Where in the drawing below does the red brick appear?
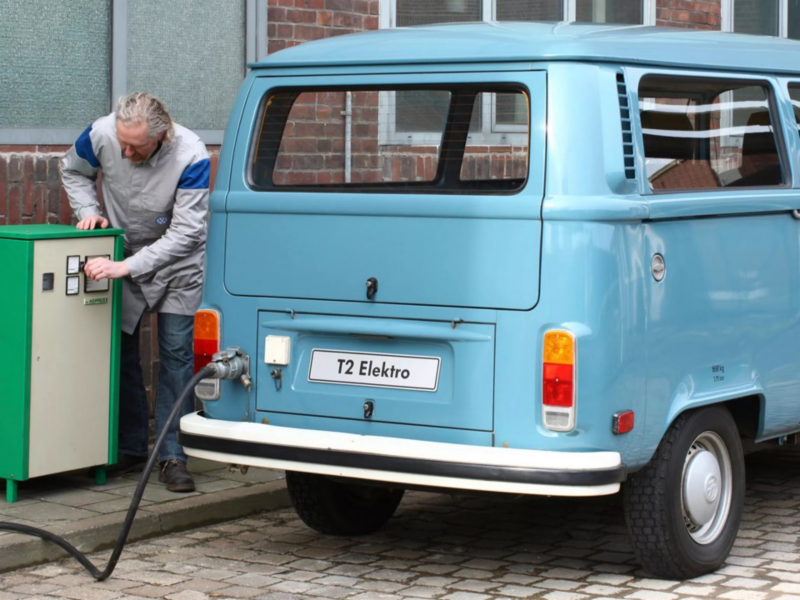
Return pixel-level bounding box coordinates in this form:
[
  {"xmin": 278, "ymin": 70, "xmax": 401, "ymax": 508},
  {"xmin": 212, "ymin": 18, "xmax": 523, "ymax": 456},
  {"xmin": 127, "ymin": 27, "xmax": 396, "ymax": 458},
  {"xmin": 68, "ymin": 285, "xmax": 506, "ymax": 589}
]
[
  {"xmin": 297, "ymin": 0, "xmax": 324, "ymax": 8},
  {"xmin": 0, "ymin": 155, "xmax": 6, "ymax": 190},
  {"xmin": 34, "ymin": 157, "xmax": 48, "ymax": 182},
  {"xmin": 34, "ymin": 186, "xmax": 47, "ymax": 223},
  {"xmin": 23, "ymin": 155, "xmax": 34, "ymax": 179},
  {"xmin": 0, "ymin": 145, "xmax": 36, "ymax": 152},
  {"xmin": 287, "ymin": 8, "xmax": 317, "ymax": 22},
  {"xmin": 23, "ymin": 177, "xmax": 33, "ymax": 217},
  {"xmin": 209, "ymin": 154, "xmax": 219, "ymax": 190},
  {"xmin": 8, "ymin": 156, "xmax": 22, "ymax": 182},
  {"xmin": 295, "ymin": 25, "xmax": 325, "ymax": 40},
  {"xmin": 277, "ymin": 23, "xmax": 294, "ymax": 38},
  {"xmin": 9, "ymin": 186, "xmax": 21, "ymax": 224},
  {"xmin": 333, "ymin": 12, "xmax": 362, "ymax": 28},
  {"xmin": 48, "ymin": 157, "xmax": 60, "ymax": 183},
  {"xmin": 48, "ymin": 184, "xmax": 60, "ymax": 215},
  {"xmin": 325, "ymin": 0, "xmax": 354, "ymax": 10}
]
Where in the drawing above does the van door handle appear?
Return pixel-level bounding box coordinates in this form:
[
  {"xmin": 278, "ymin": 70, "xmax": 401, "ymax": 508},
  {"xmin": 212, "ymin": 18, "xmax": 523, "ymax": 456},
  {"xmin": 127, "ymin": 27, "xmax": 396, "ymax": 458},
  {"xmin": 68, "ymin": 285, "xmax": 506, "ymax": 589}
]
[{"xmin": 366, "ymin": 277, "xmax": 378, "ymax": 299}]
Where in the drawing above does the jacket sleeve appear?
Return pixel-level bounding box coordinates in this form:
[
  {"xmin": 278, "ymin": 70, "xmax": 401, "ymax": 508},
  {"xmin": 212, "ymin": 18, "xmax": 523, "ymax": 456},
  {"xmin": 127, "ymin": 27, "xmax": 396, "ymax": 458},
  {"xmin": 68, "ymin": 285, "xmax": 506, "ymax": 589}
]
[
  {"xmin": 125, "ymin": 150, "xmax": 210, "ymax": 280},
  {"xmin": 61, "ymin": 124, "xmax": 104, "ymax": 221}
]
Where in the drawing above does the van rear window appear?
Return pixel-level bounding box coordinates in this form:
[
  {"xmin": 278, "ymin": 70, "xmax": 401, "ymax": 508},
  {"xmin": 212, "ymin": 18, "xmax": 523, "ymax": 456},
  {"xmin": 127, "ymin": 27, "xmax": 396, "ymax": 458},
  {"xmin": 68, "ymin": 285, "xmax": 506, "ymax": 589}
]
[
  {"xmin": 789, "ymin": 84, "xmax": 800, "ymax": 130},
  {"xmin": 639, "ymin": 75, "xmax": 785, "ymax": 191},
  {"xmin": 249, "ymin": 86, "xmax": 529, "ymax": 193}
]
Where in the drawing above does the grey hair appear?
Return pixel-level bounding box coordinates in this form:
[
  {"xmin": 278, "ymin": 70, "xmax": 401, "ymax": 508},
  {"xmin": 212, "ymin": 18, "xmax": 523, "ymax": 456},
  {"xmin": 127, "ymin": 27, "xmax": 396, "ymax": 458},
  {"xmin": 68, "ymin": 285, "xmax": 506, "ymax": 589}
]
[{"xmin": 116, "ymin": 92, "xmax": 174, "ymax": 144}]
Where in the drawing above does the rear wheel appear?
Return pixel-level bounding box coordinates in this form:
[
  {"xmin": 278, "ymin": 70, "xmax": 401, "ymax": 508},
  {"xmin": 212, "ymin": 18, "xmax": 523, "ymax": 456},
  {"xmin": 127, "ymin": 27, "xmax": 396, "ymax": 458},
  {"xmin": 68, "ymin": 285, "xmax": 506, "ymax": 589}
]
[
  {"xmin": 286, "ymin": 471, "xmax": 405, "ymax": 536},
  {"xmin": 624, "ymin": 405, "xmax": 744, "ymax": 579}
]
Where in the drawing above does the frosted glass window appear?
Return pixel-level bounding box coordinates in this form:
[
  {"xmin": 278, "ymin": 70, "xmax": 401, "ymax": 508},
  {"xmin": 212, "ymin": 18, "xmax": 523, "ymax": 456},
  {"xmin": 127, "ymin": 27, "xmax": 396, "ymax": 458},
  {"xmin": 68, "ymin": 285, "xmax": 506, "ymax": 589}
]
[
  {"xmin": 496, "ymin": 0, "xmax": 562, "ymax": 21},
  {"xmin": 0, "ymin": 0, "xmax": 111, "ymax": 128},
  {"xmin": 127, "ymin": 0, "xmax": 246, "ymax": 131},
  {"xmin": 735, "ymin": 0, "xmax": 779, "ymax": 36},
  {"xmin": 790, "ymin": 0, "xmax": 800, "ymax": 40},
  {"xmin": 396, "ymin": 0, "xmax": 481, "ymax": 26},
  {"xmin": 576, "ymin": 0, "xmax": 642, "ymax": 23}
]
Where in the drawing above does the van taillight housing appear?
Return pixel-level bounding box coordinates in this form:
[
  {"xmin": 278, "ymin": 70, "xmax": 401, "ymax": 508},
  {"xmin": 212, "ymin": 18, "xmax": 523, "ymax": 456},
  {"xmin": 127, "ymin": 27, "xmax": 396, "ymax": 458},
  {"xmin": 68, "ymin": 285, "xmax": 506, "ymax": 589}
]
[
  {"xmin": 542, "ymin": 330, "xmax": 576, "ymax": 431},
  {"xmin": 194, "ymin": 309, "xmax": 220, "ymax": 374}
]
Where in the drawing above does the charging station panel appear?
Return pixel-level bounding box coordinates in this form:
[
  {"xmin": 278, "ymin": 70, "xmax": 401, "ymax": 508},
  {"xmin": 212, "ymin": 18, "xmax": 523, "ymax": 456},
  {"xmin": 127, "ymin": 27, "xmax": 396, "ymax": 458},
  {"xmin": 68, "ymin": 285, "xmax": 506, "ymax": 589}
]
[{"xmin": 0, "ymin": 225, "xmax": 123, "ymax": 503}]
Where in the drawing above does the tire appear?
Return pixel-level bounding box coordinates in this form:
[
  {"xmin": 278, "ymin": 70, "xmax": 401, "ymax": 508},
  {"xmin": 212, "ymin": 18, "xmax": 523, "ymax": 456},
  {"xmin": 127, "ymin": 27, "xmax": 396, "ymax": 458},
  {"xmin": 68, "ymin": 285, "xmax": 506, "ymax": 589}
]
[
  {"xmin": 623, "ymin": 405, "xmax": 745, "ymax": 579},
  {"xmin": 285, "ymin": 471, "xmax": 405, "ymax": 536}
]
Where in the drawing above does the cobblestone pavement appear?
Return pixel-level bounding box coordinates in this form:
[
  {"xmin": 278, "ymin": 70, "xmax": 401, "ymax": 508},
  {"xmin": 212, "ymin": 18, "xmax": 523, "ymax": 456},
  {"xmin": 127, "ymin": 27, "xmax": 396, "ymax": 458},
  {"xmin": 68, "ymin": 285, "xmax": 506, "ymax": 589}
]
[{"xmin": 3, "ymin": 446, "xmax": 800, "ymax": 600}]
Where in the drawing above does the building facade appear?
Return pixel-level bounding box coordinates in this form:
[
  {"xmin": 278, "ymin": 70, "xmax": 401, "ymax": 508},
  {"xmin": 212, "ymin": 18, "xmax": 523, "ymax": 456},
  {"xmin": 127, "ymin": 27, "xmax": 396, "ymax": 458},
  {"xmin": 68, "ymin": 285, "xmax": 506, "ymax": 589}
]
[{"xmin": 0, "ymin": 0, "xmax": 796, "ymax": 394}]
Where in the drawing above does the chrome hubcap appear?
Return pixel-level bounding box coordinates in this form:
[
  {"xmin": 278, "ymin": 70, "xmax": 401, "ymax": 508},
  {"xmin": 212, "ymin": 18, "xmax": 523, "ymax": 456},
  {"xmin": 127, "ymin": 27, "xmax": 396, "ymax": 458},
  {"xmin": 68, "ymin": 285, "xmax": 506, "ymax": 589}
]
[{"xmin": 681, "ymin": 431, "xmax": 732, "ymax": 544}]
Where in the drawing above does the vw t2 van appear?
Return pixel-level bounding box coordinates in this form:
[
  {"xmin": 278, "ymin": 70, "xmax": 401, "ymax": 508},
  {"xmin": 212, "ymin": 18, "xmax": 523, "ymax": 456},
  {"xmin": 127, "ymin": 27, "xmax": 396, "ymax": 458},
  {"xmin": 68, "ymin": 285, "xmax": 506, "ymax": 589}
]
[{"xmin": 179, "ymin": 22, "xmax": 800, "ymax": 579}]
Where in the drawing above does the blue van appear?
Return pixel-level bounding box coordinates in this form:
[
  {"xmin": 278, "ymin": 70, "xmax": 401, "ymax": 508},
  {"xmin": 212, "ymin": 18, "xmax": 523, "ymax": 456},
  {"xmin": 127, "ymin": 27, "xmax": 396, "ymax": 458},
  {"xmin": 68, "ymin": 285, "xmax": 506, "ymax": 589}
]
[{"xmin": 179, "ymin": 22, "xmax": 800, "ymax": 579}]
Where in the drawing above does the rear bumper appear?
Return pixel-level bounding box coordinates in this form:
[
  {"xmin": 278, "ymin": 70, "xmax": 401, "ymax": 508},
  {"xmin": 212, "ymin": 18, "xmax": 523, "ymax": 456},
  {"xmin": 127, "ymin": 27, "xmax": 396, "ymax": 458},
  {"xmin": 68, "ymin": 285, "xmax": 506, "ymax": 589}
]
[{"xmin": 179, "ymin": 412, "xmax": 626, "ymax": 497}]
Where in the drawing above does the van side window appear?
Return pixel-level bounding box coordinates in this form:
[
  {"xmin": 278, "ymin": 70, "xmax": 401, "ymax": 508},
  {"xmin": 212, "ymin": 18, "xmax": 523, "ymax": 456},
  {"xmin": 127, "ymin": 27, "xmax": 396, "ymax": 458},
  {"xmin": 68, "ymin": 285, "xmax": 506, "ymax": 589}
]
[
  {"xmin": 789, "ymin": 84, "xmax": 800, "ymax": 130},
  {"xmin": 639, "ymin": 76, "xmax": 785, "ymax": 191},
  {"xmin": 249, "ymin": 87, "xmax": 530, "ymax": 193}
]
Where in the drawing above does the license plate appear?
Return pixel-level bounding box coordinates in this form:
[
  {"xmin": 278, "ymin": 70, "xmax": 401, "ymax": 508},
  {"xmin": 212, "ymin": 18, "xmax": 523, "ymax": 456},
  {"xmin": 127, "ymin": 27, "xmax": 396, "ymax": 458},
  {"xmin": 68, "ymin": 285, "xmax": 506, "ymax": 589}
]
[{"xmin": 308, "ymin": 350, "xmax": 441, "ymax": 392}]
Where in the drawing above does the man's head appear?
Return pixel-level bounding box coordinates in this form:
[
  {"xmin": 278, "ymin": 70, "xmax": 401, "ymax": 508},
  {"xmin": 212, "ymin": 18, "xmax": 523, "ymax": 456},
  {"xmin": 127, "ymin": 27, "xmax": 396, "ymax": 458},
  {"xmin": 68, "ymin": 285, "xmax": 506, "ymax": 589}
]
[{"xmin": 115, "ymin": 93, "xmax": 174, "ymax": 164}]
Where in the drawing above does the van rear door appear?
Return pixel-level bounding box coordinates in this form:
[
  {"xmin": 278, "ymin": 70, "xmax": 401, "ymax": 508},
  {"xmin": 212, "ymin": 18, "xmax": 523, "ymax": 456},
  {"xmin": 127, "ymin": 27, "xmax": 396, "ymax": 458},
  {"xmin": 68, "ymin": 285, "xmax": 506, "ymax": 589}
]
[{"xmin": 224, "ymin": 70, "xmax": 545, "ymax": 312}]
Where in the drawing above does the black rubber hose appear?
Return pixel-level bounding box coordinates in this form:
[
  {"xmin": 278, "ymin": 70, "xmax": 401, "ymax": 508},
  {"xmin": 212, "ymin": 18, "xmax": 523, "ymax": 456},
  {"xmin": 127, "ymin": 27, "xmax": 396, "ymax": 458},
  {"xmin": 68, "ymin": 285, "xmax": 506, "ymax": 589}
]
[{"xmin": 0, "ymin": 365, "xmax": 215, "ymax": 581}]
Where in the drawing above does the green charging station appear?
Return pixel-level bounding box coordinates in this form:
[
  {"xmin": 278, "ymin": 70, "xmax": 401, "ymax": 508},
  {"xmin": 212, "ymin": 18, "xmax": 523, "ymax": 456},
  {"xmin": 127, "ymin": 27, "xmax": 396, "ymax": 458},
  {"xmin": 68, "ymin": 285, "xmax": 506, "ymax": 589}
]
[{"xmin": 0, "ymin": 224, "xmax": 123, "ymax": 503}]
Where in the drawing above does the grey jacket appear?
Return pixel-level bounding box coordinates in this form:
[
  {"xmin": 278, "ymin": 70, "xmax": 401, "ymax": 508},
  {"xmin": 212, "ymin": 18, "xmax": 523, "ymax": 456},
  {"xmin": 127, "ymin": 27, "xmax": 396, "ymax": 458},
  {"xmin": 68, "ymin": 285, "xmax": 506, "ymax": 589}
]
[{"xmin": 62, "ymin": 113, "xmax": 209, "ymax": 334}]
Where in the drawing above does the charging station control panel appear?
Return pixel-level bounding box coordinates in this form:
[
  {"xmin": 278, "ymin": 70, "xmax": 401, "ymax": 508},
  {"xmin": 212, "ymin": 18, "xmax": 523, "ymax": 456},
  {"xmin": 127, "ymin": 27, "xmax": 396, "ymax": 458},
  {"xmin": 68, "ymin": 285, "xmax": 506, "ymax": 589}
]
[{"xmin": 0, "ymin": 225, "xmax": 123, "ymax": 503}]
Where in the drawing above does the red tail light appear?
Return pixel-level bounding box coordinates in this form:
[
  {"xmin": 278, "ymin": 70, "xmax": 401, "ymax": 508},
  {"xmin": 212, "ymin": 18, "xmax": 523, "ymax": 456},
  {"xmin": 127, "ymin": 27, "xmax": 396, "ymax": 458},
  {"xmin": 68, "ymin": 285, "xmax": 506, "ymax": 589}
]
[
  {"xmin": 194, "ymin": 310, "xmax": 220, "ymax": 374},
  {"xmin": 543, "ymin": 362, "xmax": 574, "ymax": 407},
  {"xmin": 542, "ymin": 330, "xmax": 576, "ymax": 431}
]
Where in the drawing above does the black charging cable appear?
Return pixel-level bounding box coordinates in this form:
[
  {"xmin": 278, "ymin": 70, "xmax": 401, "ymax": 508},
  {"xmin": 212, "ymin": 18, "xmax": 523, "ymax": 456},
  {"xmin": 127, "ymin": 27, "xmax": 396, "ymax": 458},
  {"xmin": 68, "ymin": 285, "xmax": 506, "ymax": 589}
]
[{"xmin": 0, "ymin": 365, "xmax": 215, "ymax": 581}]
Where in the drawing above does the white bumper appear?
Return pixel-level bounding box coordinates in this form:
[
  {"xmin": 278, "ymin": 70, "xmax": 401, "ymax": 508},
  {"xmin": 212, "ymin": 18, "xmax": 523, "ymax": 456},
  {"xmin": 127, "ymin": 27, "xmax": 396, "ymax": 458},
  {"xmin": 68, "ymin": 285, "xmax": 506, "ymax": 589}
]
[{"xmin": 179, "ymin": 412, "xmax": 625, "ymax": 497}]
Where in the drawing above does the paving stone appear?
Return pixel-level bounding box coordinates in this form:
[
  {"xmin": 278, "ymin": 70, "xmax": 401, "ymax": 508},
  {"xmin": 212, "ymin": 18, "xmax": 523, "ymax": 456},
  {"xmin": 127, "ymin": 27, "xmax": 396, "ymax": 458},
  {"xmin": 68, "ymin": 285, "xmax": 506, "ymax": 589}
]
[
  {"xmin": 8, "ymin": 449, "xmax": 800, "ymax": 600},
  {"xmin": 165, "ymin": 591, "xmax": 210, "ymax": 600},
  {"xmin": 719, "ymin": 591, "xmax": 770, "ymax": 600},
  {"xmin": 495, "ymin": 585, "xmax": 543, "ymax": 598},
  {"xmin": 720, "ymin": 577, "xmax": 770, "ymax": 589},
  {"xmin": 623, "ymin": 591, "xmax": 677, "ymax": 600}
]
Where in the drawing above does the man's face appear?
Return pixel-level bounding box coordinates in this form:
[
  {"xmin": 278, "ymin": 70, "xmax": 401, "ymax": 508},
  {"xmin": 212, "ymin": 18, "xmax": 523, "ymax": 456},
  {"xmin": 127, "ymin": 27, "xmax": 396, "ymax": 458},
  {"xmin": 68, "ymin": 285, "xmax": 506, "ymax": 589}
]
[{"xmin": 117, "ymin": 120, "xmax": 162, "ymax": 164}]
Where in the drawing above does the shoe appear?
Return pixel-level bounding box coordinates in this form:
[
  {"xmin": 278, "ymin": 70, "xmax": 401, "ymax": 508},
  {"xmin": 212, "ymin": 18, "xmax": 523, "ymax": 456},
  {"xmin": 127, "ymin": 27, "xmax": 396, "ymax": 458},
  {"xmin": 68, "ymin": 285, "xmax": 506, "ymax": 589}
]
[
  {"xmin": 105, "ymin": 453, "xmax": 148, "ymax": 477},
  {"xmin": 158, "ymin": 459, "xmax": 196, "ymax": 493}
]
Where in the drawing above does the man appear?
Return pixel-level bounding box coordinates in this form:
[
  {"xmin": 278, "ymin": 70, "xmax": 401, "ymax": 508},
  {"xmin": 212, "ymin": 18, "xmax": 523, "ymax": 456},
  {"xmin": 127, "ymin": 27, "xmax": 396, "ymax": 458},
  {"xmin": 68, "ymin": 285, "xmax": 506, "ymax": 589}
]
[{"xmin": 61, "ymin": 92, "xmax": 209, "ymax": 493}]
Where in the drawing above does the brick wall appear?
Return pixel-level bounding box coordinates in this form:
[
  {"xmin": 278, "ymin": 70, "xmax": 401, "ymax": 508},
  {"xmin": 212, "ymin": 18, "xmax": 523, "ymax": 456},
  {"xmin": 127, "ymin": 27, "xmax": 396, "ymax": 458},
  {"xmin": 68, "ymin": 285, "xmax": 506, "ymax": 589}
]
[
  {"xmin": 656, "ymin": 0, "xmax": 721, "ymax": 29},
  {"xmin": 267, "ymin": 0, "xmax": 379, "ymax": 53},
  {"xmin": 0, "ymin": 145, "xmax": 220, "ymax": 408}
]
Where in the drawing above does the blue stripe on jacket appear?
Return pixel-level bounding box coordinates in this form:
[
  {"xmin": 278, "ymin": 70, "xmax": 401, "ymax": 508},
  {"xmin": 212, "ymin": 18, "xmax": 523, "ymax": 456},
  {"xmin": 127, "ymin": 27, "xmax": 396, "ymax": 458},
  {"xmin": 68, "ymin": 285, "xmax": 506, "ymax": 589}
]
[
  {"xmin": 75, "ymin": 125, "xmax": 100, "ymax": 168},
  {"xmin": 178, "ymin": 158, "xmax": 211, "ymax": 190}
]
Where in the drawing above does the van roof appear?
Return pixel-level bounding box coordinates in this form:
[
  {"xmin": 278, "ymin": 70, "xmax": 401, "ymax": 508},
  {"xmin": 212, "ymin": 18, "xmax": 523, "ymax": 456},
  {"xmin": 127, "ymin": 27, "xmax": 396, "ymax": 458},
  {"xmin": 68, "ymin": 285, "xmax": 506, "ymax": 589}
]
[{"xmin": 252, "ymin": 22, "xmax": 800, "ymax": 75}]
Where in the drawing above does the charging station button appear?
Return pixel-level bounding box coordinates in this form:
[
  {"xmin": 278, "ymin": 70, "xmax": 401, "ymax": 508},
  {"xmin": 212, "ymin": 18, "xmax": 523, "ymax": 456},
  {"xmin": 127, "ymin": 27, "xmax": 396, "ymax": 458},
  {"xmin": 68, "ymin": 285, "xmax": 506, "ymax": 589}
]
[
  {"xmin": 66, "ymin": 276, "xmax": 79, "ymax": 296},
  {"xmin": 66, "ymin": 255, "xmax": 80, "ymax": 274}
]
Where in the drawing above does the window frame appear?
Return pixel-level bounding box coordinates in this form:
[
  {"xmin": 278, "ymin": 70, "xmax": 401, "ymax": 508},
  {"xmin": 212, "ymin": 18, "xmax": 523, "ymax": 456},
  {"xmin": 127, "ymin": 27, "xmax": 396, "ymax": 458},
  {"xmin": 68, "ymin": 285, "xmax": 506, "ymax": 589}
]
[
  {"xmin": 249, "ymin": 83, "xmax": 533, "ymax": 195},
  {"xmin": 634, "ymin": 72, "xmax": 791, "ymax": 194},
  {"xmin": 0, "ymin": 0, "xmax": 267, "ymax": 145},
  {"xmin": 721, "ymin": 0, "xmax": 795, "ymax": 38},
  {"xmin": 380, "ymin": 0, "xmax": 657, "ymax": 26}
]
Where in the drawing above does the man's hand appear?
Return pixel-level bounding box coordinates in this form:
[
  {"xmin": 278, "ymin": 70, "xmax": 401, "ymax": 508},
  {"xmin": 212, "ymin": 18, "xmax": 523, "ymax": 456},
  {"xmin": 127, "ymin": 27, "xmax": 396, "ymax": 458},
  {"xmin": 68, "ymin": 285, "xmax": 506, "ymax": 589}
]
[
  {"xmin": 84, "ymin": 257, "xmax": 129, "ymax": 280},
  {"xmin": 76, "ymin": 215, "xmax": 109, "ymax": 230}
]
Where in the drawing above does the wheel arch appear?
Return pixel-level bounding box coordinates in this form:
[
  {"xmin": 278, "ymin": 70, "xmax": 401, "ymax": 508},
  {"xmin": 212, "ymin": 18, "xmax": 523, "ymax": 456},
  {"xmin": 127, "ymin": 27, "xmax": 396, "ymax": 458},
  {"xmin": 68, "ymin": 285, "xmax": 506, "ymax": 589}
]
[{"xmin": 664, "ymin": 390, "xmax": 765, "ymax": 442}]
